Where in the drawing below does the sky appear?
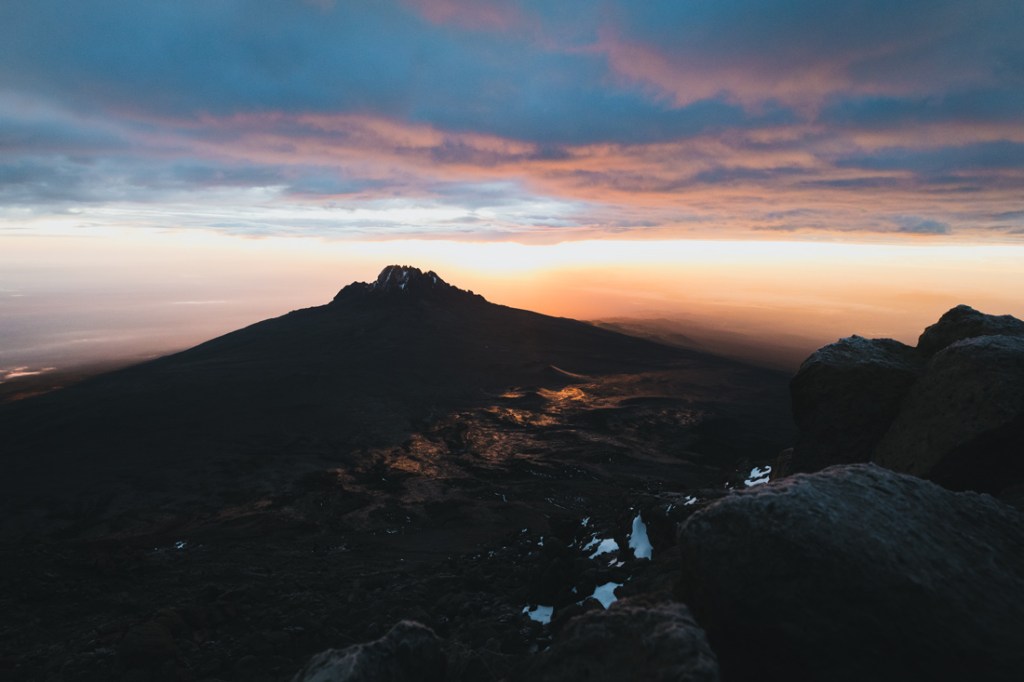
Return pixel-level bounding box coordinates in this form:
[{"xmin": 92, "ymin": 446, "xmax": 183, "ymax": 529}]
[{"xmin": 2, "ymin": 1, "xmax": 1024, "ymax": 375}]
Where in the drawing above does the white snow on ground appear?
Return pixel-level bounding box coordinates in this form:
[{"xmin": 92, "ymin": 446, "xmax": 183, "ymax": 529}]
[
  {"xmin": 683, "ymin": 495, "xmax": 699, "ymax": 506},
  {"xmin": 628, "ymin": 514, "xmax": 653, "ymax": 560},
  {"xmin": 591, "ymin": 582, "xmax": 622, "ymax": 608},
  {"xmin": 581, "ymin": 516, "xmax": 590, "ymax": 527},
  {"xmin": 523, "ymin": 605, "xmax": 554, "ymax": 624},
  {"xmin": 588, "ymin": 538, "xmax": 619, "ymax": 559},
  {"xmin": 744, "ymin": 465, "xmax": 772, "ymax": 487}
]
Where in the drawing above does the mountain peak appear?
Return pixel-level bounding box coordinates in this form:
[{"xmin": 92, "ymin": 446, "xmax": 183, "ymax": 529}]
[
  {"xmin": 331, "ymin": 265, "xmax": 484, "ymax": 304},
  {"xmin": 372, "ymin": 265, "xmax": 445, "ymax": 292}
]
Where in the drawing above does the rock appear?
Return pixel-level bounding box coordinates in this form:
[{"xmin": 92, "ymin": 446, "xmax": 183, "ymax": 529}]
[
  {"xmin": 676, "ymin": 464, "xmax": 1024, "ymax": 682},
  {"xmin": 875, "ymin": 335, "xmax": 1024, "ymax": 493},
  {"xmin": 522, "ymin": 598, "xmax": 719, "ymax": 682},
  {"xmin": 917, "ymin": 304, "xmax": 1024, "ymax": 356},
  {"xmin": 291, "ymin": 621, "xmax": 445, "ymax": 682},
  {"xmin": 117, "ymin": 620, "xmax": 178, "ymax": 669},
  {"xmin": 789, "ymin": 336, "xmax": 924, "ymax": 471}
]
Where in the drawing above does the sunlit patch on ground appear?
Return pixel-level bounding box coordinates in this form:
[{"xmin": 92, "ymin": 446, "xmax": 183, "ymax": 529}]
[
  {"xmin": 537, "ymin": 386, "xmax": 589, "ymax": 406},
  {"xmin": 484, "ymin": 406, "xmax": 559, "ymax": 428},
  {"xmin": 387, "ymin": 434, "xmax": 450, "ymax": 477}
]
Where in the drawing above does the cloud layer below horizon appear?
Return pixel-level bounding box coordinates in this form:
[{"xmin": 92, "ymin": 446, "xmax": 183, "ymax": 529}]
[{"xmin": 2, "ymin": 0, "xmax": 1023, "ymax": 241}]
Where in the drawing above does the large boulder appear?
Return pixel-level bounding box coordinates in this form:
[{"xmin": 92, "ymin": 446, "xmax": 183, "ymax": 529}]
[
  {"xmin": 874, "ymin": 335, "xmax": 1024, "ymax": 493},
  {"xmin": 676, "ymin": 464, "xmax": 1024, "ymax": 682},
  {"xmin": 522, "ymin": 598, "xmax": 719, "ymax": 682},
  {"xmin": 291, "ymin": 621, "xmax": 445, "ymax": 682},
  {"xmin": 917, "ymin": 304, "xmax": 1024, "ymax": 356},
  {"xmin": 789, "ymin": 336, "xmax": 924, "ymax": 471}
]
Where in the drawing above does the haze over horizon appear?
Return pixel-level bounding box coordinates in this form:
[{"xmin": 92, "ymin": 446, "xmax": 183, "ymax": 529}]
[{"xmin": 2, "ymin": 1, "xmax": 1023, "ymax": 375}]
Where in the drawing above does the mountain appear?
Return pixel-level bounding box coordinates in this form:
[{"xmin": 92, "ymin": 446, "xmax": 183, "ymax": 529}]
[{"xmin": 0, "ymin": 266, "xmax": 784, "ymax": 536}]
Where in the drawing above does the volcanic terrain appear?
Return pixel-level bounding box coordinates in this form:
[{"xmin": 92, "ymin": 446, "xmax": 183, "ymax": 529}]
[{"xmin": 0, "ymin": 266, "xmax": 795, "ymax": 680}]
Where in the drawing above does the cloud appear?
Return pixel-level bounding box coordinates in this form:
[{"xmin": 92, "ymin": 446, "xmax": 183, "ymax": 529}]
[
  {"xmin": 0, "ymin": 2, "xmax": 1022, "ymax": 243},
  {"xmin": 891, "ymin": 217, "xmax": 951, "ymax": 235},
  {"xmin": 835, "ymin": 141, "xmax": 1024, "ymax": 175},
  {"xmin": 600, "ymin": 0, "xmax": 1022, "ymax": 105}
]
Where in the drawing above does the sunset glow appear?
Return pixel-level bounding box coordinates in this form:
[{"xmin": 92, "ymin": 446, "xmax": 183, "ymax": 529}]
[{"xmin": 2, "ymin": 1, "xmax": 1023, "ymax": 372}]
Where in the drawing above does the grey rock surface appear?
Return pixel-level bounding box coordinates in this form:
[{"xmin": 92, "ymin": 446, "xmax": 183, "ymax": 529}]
[
  {"xmin": 291, "ymin": 621, "xmax": 445, "ymax": 682},
  {"xmin": 875, "ymin": 334, "xmax": 1024, "ymax": 492},
  {"xmin": 789, "ymin": 336, "xmax": 924, "ymax": 471},
  {"xmin": 677, "ymin": 464, "xmax": 1024, "ymax": 682},
  {"xmin": 917, "ymin": 304, "xmax": 1024, "ymax": 356},
  {"xmin": 522, "ymin": 598, "xmax": 719, "ymax": 682}
]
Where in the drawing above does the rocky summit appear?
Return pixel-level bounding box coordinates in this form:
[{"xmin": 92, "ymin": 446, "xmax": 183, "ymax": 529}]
[{"xmin": 332, "ymin": 265, "xmax": 482, "ymax": 304}]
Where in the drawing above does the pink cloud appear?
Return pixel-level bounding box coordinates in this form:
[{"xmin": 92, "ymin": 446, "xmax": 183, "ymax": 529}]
[{"xmin": 403, "ymin": 0, "xmax": 527, "ymax": 32}]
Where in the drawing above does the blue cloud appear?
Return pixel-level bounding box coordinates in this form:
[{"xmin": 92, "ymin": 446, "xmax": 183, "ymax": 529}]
[
  {"xmin": 820, "ymin": 89, "xmax": 1024, "ymax": 129},
  {"xmin": 0, "ymin": 1, "xmax": 801, "ymax": 145},
  {"xmin": 611, "ymin": 0, "xmax": 1021, "ymax": 90},
  {"xmin": 891, "ymin": 216, "xmax": 951, "ymax": 235},
  {"xmin": 835, "ymin": 141, "xmax": 1024, "ymax": 175}
]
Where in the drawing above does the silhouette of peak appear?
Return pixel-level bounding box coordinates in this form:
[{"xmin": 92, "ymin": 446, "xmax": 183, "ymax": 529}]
[
  {"xmin": 331, "ymin": 265, "xmax": 484, "ymax": 304},
  {"xmin": 372, "ymin": 265, "xmax": 446, "ymax": 292}
]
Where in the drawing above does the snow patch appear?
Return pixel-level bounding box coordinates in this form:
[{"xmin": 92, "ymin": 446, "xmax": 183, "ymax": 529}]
[
  {"xmin": 588, "ymin": 538, "xmax": 619, "ymax": 559},
  {"xmin": 591, "ymin": 582, "xmax": 622, "ymax": 609},
  {"xmin": 628, "ymin": 514, "xmax": 652, "ymax": 560},
  {"xmin": 744, "ymin": 465, "xmax": 772, "ymax": 487},
  {"xmin": 523, "ymin": 605, "xmax": 553, "ymax": 624}
]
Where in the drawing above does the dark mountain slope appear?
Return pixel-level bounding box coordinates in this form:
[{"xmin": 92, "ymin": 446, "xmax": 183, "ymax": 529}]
[{"xmin": 0, "ymin": 266, "xmax": 768, "ymax": 521}]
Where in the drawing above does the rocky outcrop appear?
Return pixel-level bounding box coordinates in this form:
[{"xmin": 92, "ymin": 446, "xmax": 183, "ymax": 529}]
[
  {"xmin": 917, "ymin": 304, "xmax": 1024, "ymax": 356},
  {"xmin": 789, "ymin": 336, "xmax": 924, "ymax": 471},
  {"xmin": 331, "ymin": 264, "xmax": 486, "ymax": 305},
  {"xmin": 291, "ymin": 621, "xmax": 445, "ymax": 682},
  {"xmin": 875, "ymin": 335, "xmax": 1024, "ymax": 492},
  {"xmin": 522, "ymin": 599, "xmax": 719, "ymax": 682},
  {"xmin": 676, "ymin": 464, "xmax": 1024, "ymax": 682},
  {"xmin": 788, "ymin": 306, "xmax": 1024, "ymax": 497}
]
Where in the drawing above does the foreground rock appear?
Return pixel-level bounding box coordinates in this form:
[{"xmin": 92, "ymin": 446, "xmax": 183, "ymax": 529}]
[
  {"xmin": 292, "ymin": 621, "xmax": 445, "ymax": 682},
  {"xmin": 677, "ymin": 464, "xmax": 1024, "ymax": 682},
  {"xmin": 787, "ymin": 305, "xmax": 1024, "ymax": 497},
  {"xmin": 875, "ymin": 335, "xmax": 1024, "ymax": 492},
  {"xmin": 522, "ymin": 598, "xmax": 719, "ymax": 682},
  {"xmin": 789, "ymin": 336, "xmax": 924, "ymax": 472},
  {"xmin": 917, "ymin": 304, "xmax": 1024, "ymax": 356}
]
